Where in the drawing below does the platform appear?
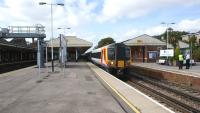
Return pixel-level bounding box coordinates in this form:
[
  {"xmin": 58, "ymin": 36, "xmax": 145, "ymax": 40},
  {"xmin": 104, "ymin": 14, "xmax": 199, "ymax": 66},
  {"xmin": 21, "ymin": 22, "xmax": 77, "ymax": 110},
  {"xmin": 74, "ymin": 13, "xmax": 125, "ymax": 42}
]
[
  {"xmin": 88, "ymin": 63, "xmax": 174, "ymax": 113},
  {"xmin": 130, "ymin": 62, "xmax": 200, "ymax": 91},
  {"xmin": 0, "ymin": 62, "xmax": 126, "ymax": 113},
  {"xmin": 132, "ymin": 62, "xmax": 200, "ymax": 77}
]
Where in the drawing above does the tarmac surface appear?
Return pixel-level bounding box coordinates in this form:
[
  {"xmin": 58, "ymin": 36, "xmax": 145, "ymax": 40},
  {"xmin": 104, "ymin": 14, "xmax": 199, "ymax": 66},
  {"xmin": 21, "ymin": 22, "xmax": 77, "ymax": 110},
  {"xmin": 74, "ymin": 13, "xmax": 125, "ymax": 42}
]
[{"xmin": 0, "ymin": 62, "xmax": 126, "ymax": 113}]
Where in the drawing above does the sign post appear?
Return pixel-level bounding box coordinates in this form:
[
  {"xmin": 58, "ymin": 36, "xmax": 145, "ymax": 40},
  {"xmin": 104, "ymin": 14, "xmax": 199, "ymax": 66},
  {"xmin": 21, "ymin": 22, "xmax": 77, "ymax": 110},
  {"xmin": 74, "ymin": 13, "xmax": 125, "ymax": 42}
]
[
  {"xmin": 160, "ymin": 49, "xmax": 174, "ymax": 57},
  {"xmin": 160, "ymin": 49, "xmax": 174, "ymax": 65}
]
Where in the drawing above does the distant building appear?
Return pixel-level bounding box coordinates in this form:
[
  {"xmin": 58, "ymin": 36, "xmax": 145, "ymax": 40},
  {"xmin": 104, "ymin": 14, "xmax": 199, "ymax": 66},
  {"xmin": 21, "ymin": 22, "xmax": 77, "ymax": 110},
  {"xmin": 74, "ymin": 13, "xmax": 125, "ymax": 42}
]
[
  {"xmin": 182, "ymin": 32, "xmax": 200, "ymax": 45},
  {"xmin": 168, "ymin": 41, "xmax": 189, "ymax": 55}
]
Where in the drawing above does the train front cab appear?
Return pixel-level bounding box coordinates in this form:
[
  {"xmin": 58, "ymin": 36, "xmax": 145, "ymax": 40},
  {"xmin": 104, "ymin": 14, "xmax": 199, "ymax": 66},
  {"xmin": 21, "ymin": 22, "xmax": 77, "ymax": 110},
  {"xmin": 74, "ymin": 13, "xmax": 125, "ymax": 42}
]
[{"xmin": 106, "ymin": 43, "xmax": 131, "ymax": 75}]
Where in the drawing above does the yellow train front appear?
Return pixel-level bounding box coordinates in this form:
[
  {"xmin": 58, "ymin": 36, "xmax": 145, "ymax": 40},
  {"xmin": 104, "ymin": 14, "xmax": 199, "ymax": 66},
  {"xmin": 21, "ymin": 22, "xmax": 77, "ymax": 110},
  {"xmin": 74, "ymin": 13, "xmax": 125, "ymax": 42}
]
[{"xmin": 91, "ymin": 43, "xmax": 131, "ymax": 75}]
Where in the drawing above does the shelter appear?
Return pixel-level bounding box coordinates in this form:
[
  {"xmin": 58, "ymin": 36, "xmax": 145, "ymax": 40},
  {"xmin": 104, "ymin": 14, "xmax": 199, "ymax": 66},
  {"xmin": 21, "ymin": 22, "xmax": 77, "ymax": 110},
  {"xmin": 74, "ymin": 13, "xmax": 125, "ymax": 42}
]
[
  {"xmin": 47, "ymin": 36, "xmax": 92, "ymax": 61},
  {"xmin": 123, "ymin": 34, "xmax": 166, "ymax": 63}
]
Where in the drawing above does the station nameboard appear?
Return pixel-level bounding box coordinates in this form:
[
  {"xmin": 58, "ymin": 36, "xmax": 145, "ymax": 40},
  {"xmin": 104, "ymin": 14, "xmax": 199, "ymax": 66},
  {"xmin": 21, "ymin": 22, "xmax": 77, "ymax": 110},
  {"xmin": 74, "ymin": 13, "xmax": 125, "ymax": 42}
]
[{"xmin": 160, "ymin": 49, "xmax": 174, "ymax": 57}]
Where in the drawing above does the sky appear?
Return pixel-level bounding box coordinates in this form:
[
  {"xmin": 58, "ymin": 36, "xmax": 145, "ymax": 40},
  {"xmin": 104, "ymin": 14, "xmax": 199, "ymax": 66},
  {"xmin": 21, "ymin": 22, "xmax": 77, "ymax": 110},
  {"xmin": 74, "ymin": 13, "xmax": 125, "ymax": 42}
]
[{"xmin": 0, "ymin": 0, "xmax": 200, "ymax": 47}]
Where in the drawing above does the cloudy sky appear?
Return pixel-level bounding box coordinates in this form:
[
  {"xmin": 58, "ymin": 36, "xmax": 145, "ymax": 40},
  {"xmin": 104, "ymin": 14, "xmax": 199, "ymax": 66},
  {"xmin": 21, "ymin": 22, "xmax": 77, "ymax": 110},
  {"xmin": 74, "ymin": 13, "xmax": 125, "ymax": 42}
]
[{"xmin": 0, "ymin": 0, "xmax": 200, "ymax": 47}]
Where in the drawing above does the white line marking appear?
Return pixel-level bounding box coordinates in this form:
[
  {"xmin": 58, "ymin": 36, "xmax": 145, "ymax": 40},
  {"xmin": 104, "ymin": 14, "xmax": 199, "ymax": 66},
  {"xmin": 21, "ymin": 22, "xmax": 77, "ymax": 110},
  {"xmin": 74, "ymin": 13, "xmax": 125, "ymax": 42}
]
[{"xmin": 89, "ymin": 63, "xmax": 175, "ymax": 113}]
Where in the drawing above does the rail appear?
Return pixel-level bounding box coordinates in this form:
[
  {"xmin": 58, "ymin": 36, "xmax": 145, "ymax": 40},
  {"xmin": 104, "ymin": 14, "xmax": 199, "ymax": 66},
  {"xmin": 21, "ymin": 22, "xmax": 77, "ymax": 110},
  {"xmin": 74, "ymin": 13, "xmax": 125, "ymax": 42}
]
[{"xmin": 127, "ymin": 74, "xmax": 200, "ymax": 113}]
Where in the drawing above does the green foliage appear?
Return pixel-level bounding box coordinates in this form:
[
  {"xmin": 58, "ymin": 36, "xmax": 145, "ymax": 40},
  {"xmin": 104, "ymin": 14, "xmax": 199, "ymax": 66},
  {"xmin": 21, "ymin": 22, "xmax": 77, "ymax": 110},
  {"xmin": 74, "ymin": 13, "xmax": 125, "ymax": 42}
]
[
  {"xmin": 155, "ymin": 31, "xmax": 188, "ymax": 41},
  {"xmin": 189, "ymin": 35, "xmax": 197, "ymax": 44},
  {"xmin": 96, "ymin": 37, "xmax": 115, "ymax": 48},
  {"xmin": 168, "ymin": 32, "xmax": 179, "ymax": 48},
  {"xmin": 193, "ymin": 47, "xmax": 200, "ymax": 61},
  {"xmin": 174, "ymin": 47, "xmax": 181, "ymax": 60},
  {"xmin": 189, "ymin": 35, "xmax": 198, "ymax": 50}
]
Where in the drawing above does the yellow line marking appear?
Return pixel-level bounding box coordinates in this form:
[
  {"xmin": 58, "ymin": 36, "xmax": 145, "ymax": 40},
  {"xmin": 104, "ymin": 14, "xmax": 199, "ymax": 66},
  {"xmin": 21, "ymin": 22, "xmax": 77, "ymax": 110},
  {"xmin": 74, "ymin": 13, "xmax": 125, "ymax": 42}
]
[{"xmin": 88, "ymin": 63, "xmax": 140, "ymax": 113}]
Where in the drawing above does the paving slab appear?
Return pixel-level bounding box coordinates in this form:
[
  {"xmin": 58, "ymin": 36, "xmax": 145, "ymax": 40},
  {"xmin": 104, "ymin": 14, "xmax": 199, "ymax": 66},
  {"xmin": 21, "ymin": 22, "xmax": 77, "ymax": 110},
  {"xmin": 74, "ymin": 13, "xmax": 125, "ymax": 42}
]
[{"xmin": 0, "ymin": 62, "xmax": 126, "ymax": 113}]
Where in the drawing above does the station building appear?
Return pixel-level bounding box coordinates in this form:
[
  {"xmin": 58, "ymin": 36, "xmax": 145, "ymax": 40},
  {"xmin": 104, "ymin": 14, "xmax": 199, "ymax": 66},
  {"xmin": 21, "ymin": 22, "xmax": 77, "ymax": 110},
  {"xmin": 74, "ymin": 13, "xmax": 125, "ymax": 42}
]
[
  {"xmin": 47, "ymin": 36, "xmax": 92, "ymax": 61},
  {"xmin": 123, "ymin": 34, "xmax": 166, "ymax": 63}
]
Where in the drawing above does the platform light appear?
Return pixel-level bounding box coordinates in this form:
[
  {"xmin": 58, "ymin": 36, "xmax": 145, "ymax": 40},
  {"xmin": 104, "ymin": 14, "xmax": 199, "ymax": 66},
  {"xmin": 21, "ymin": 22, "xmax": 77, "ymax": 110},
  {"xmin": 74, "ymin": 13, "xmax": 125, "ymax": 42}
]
[
  {"xmin": 39, "ymin": 1, "xmax": 64, "ymax": 72},
  {"xmin": 161, "ymin": 22, "xmax": 175, "ymax": 50},
  {"xmin": 39, "ymin": 2, "xmax": 47, "ymax": 5}
]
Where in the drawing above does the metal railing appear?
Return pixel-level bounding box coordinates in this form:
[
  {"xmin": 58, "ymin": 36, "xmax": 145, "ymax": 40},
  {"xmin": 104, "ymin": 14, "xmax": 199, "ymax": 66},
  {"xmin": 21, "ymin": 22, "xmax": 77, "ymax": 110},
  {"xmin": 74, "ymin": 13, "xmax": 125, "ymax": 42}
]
[{"xmin": 8, "ymin": 24, "xmax": 45, "ymax": 34}]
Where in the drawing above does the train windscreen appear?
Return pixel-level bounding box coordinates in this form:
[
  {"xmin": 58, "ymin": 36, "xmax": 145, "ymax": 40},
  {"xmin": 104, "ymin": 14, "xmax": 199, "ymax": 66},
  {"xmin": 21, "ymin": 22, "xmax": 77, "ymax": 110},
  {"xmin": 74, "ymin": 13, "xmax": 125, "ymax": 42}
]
[
  {"xmin": 116, "ymin": 46, "xmax": 125, "ymax": 60},
  {"xmin": 108, "ymin": 48, "xmax": 115, "ymax": 60}
]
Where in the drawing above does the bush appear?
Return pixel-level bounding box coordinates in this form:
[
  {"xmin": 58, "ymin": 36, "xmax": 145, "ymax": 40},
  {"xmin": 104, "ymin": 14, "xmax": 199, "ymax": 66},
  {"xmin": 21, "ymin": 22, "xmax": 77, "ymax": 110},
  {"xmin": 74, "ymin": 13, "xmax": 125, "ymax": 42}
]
[
  {"xmin": 193, "ymin": 47, "xmax": 200, "ymax": 61},
  {"xmin": 174, "ymin": 47, "xmax": 181, "ymax": 60}
]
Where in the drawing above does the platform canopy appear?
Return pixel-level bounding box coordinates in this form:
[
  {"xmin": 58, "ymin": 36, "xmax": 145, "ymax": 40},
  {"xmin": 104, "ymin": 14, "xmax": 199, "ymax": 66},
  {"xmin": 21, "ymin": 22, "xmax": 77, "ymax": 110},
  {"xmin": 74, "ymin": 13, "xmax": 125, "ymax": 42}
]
[
  {"xmin": 123, "ymin": 34, "xmax": 166, "ymax": 46},
  {"xmin": 47, "ymin": 36, "xmax": 92, "ymax": 47}
]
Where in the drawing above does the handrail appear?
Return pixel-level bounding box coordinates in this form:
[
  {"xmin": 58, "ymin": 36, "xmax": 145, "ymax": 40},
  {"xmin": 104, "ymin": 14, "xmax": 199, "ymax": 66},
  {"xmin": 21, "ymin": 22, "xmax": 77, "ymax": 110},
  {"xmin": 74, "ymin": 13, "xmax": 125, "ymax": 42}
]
[{"xmin": 8, "ymin": 25, "xmax": 45, "ymax": 34}]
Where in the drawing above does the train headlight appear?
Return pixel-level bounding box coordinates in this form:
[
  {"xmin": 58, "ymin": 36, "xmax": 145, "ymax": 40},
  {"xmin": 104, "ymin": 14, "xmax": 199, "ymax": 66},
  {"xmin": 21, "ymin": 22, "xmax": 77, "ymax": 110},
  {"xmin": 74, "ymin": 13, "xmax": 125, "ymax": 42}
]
[{"xmin": 111, "ymin": 61, "xmax": 114, "ymax": 65}]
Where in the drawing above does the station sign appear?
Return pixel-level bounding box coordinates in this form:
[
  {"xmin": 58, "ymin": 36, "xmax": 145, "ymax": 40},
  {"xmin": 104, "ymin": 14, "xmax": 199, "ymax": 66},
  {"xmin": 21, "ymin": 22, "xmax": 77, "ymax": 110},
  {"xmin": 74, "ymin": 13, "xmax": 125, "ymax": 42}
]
[{"xmin": 160, "ymin": 49, "xmax": 174, "ymax": 57}]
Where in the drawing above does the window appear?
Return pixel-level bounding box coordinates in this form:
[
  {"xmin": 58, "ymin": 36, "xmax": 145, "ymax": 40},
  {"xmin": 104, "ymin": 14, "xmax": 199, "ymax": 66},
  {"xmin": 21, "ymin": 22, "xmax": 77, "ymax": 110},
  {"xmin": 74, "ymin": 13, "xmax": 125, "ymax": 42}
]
[
  {"xmin": 92, "ymin": 52, "xmax": 101, "ymax": 59},
  {"xmin": 148, "ymin": 51, "xmax": 157, "ymax": 59},
  {"xmin": 108, "ymin": 48, "xmax": 115, "ymax": 60},
  {"xmin": 199, "ymin": 39, "xmax": 200, "ymax": 44},
  {"xmin": 125, "ymin": 47, "xmax": 130, "ymax": 60}
]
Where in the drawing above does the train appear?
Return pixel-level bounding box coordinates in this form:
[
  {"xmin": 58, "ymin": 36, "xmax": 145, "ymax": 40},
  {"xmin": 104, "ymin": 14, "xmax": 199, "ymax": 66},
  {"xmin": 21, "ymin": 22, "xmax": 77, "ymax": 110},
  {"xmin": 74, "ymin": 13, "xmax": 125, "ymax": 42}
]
[{"xmin": 87, "ymin": 43, "xmax": 131, "ymax": 75}]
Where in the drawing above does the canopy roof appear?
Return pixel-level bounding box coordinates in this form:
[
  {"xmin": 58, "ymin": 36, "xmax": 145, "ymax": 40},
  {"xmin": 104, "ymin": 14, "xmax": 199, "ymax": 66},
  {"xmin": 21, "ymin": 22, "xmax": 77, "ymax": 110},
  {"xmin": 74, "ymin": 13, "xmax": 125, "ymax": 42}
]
[
  {"xmin": 123, "ymin": 34, "xmax": 166, "ymax": 46},
  {"xmin": 47, "ymin": 36, "xmax": 92, "ymax": 47}
]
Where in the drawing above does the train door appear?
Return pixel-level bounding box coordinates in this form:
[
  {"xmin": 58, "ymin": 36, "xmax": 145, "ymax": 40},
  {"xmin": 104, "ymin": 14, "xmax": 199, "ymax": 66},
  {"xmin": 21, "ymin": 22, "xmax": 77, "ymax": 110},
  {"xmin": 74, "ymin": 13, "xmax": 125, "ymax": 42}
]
[{"xmin": 115, "ymin": 44, "xmax": 125, "ymax": 68}]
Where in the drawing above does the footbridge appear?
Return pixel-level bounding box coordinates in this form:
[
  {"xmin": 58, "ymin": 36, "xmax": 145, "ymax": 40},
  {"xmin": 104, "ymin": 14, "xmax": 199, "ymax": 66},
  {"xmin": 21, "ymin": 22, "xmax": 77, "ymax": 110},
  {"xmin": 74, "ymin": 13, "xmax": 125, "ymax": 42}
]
[{"xmin": 0, "ymin": 24, "xmax": 46, "ymax": 67}]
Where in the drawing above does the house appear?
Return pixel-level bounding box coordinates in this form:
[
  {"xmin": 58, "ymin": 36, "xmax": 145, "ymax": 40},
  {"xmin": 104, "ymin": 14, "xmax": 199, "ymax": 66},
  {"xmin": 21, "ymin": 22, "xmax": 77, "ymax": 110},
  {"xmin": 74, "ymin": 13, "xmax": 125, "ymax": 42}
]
[{"xmin": 182, "ymin": 32, "xmax": 200, "ymax": 45}]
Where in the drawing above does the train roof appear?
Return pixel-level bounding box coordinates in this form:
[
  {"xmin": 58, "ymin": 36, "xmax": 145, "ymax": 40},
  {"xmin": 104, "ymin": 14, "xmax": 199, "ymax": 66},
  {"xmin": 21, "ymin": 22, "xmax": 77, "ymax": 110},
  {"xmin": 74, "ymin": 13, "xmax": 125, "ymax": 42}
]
[{"xmin": 91, "ymin": 43, "xmax": 127, "ymax": 53}]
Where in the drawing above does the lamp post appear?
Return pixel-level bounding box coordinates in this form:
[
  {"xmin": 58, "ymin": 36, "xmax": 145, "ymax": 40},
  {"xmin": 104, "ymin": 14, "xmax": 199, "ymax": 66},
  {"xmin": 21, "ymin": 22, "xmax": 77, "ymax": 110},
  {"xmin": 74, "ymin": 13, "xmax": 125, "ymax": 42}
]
[
  {"xmin": 57, "ymin": 27, "xmax": 71, "ymax": 35},
  {"xmin": 161, "ymin": 22, "xmax": 175, "ymax": 50},
  {"xmin": 39, "ymin": 2, "xmax": 64, "ymax": 72},
  {"xmin": 188, "ymin": 33, "xmax": 194, "ymax": 65},
  {"xmin": 161, "ymin": 22, "xmax": 175, "ymax": 65}
]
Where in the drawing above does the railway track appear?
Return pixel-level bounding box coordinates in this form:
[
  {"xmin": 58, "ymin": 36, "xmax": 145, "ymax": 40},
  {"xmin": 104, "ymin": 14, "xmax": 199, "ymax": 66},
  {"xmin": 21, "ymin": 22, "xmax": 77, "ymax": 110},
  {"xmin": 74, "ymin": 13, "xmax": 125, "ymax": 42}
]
[
  {"xmin": 0, "ymin": 60, "xmax": 36, "ymax": 74},
  {"xmin": 126, "ymin": 73, "xmax": 200, "ymax": 113}
]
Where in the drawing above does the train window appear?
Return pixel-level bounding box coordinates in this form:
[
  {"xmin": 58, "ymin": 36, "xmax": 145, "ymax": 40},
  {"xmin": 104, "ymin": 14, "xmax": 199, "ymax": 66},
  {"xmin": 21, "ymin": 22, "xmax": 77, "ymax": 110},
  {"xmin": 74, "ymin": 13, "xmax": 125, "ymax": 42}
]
[
  {"xmin": 97, "ymin": 52, "xmax": 101, "ymax": 58},
  {"xmin": 92, "ymin": 52, "xmax": 101, "ymax": 59},
  {"xmin": 125, "ymin": 48, "xmax": 130, "ymax": 60},
  {"xmin": 108, "ymin": 48, "xmax": 115, "ymax": 60}
]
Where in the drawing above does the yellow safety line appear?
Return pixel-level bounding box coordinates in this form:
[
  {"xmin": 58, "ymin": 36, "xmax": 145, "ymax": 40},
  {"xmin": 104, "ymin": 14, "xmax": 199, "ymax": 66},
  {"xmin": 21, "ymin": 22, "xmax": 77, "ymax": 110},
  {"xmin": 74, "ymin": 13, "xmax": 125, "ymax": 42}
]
[{"xmin": 88, "ymin": 63, "xmax": 141, "ymax": 113}]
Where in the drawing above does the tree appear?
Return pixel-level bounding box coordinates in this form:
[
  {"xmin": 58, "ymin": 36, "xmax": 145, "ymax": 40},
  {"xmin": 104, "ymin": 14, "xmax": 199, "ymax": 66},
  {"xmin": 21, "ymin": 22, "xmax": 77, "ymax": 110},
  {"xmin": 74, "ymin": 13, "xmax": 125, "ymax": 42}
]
[
  {"xmin": 189, "ymin": 35, "xmax": 197, "ymax": 50},
  {"xmin": 193, "ymin": 47, "xmax": 200, "ymax": 61},
  {"xmin": 154, "ymin": 31, "xmax": 188, "ymax": 42},
  {"xmin": 168, "ymin": 31, "xmax": 179, "ymax": 49},
  {"xmin": 96, "ymin": 37, "xmax": 115, "ymax": 48}
]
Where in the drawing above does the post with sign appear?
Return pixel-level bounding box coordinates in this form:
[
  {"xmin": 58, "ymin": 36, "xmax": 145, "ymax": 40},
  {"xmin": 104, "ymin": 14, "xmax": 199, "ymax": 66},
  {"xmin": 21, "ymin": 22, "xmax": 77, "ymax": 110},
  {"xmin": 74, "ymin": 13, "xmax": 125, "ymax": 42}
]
[{"xmin": 160, "ymin": 49, "xmax": 174, "ymax": 65}]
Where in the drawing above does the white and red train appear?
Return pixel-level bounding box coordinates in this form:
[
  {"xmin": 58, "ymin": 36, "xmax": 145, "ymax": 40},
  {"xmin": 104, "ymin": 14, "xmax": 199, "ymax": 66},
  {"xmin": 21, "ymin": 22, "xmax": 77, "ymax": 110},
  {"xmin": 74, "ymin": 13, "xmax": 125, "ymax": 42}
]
[{"xmin": 87, "ymin": 43, "xmax": 131, "ymax": 75}]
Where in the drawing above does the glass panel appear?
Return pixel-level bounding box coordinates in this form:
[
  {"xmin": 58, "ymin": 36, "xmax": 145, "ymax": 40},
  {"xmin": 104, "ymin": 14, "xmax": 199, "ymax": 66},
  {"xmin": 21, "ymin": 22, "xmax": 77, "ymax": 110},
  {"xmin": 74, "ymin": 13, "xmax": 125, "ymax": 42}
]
[
  {"xmin": 125, "ymin": 47, "xmax": 130, "ymax": 60},
  {"xmin": 108, "ymin": 48, "xmax": 115, "ymax": 60}
]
